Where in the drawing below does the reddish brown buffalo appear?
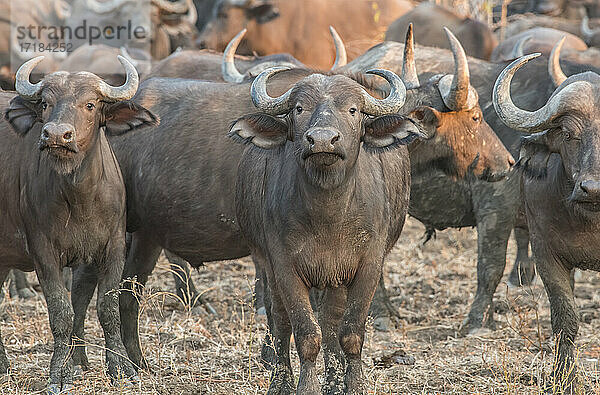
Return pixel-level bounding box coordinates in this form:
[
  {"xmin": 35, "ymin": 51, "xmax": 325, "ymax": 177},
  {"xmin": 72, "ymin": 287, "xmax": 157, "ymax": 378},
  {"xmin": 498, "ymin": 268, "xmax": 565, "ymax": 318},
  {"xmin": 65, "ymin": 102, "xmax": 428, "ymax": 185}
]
[{"xmin": 198, "ymin": 0, "xmax": 413, "ymax": 68}]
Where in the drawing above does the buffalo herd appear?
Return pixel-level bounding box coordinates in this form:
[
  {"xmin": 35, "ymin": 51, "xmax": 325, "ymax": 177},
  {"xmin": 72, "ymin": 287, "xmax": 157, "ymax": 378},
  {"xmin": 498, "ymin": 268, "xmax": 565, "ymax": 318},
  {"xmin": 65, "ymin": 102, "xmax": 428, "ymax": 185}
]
[{"xmin": 1, "ymin": 0, "xmax": 600, "ymax": 393}]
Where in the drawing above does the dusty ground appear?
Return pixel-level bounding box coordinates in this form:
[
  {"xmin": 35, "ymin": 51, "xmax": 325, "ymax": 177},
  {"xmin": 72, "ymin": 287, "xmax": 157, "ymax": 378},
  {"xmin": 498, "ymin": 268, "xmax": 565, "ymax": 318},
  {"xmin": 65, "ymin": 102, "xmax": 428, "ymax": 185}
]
[{"xmin": 1, "ymin": 216, "xmax": 600, "ymax": 394}]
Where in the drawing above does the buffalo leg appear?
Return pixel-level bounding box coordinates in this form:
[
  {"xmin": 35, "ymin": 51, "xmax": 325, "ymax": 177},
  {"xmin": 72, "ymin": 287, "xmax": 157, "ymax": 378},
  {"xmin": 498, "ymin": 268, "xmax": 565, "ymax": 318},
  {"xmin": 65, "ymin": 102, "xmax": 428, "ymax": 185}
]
[
  {"xmin": 70, "ymin": 264, "xmax": 98, "ymax": 371},
  {"xmin": 537, "ymin": 250, "xmax": 578, "ymax": 392},
  {"xmin": 252, "ymin": 256, "xmax": 266, "ymax": 314},
  {"xmin": 0, "ymin": 269, "xmax": 9, "ymax": 373},
  {"xmin": 507, "ymin": 227, "xmax": 536, "ymax": 287},
  {"xmin": 258, "ymin": 263, "xmax": 276, "ymax": 369},
  {"xmin": 34, "ymin": 256, "xmax": 75, "ymax": 393},
  {"xmin": 320, "ymin": 287, "xmax": 347, "ymax": 395},
  {"xmin": 463, "ymin": 212, "xmax": 512, "ymax": 333},
  {"xmin": 340, "ymin": 260, "xmax": 382, "ymax": 395},
  {"xmin": 266, "ymin": 279, "xmax": 294, "ymax": 395},
  {"xmin": 119, "ymin": 231, "xmax": 162, "ymax": 369},
  {"xmin": 368, "ymin": 273, "xmax": 397, "ymax": 332},
  {"xmin": 97, "ymin": 238, "xmax": 138, "ymax": 382},
  {"xmin": 164, "ymin": 251, "xmax": 198, "ymax": 306},
  {"xmin": 273, "ymin": 265, "xmax": 320, "ymax": 394},
  {"xmin": 12, "ymin": 270, "xmax": 35, "ymax": 299}
]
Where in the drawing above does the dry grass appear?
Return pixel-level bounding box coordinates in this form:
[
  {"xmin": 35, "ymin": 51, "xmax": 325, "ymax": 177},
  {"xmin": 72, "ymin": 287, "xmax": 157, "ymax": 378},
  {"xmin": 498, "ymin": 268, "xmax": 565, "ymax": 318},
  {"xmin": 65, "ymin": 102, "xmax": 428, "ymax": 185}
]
[{"xmin": 1, "ymin": 216, "xmax": 600, "ymax": 394}]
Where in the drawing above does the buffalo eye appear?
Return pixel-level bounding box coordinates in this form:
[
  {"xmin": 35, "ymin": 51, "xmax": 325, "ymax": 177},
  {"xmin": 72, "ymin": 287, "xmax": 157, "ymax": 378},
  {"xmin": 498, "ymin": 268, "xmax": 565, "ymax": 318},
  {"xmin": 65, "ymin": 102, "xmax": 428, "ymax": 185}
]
[
  {"xmin": 41, "ymin": 101, "xmax": 48, "ymax": 111},
  {"xmin": 564, "ymin": 130, "xmax": 573, "ymax": 141},
  {"xmin": 472, "ymin": 113, "xmax": 481, "ymax": 122},
  {"xmin": 86, "ymin": 102, "xmax": 95, "ymax": 111},
  {"xmin": 349, "ymin": 107, "xmax": 357, "ymax": 115},
  {"xmin": 296, "ymin": 105, "xmax": 303, "ymax": 115}
]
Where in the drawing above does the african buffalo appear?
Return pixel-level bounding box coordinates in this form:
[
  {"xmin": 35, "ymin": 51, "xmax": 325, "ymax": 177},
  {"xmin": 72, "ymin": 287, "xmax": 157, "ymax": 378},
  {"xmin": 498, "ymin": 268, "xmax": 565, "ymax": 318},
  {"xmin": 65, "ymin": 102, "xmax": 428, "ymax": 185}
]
[
  {"xmin": 493, "ymin": 43, "xmax": 600, "ymax": 392},
  {"xmin": 342, "ymin": 31, "xmax": 600, "ymax": 332},
  {"xmin": 197, "ymin": 0, "xmax": 413, "ymax": 68},
  {"xmin": 146, "ymin": 26, "xmax": 346, "ymax": 82},
  {"xmin": 0, "ymin": 55, "xmax": 156, "ymax": 392},
  {"xmin": 231, "ymin": 65, "xmax": 419, "ymax": 394},
  {"xmin": 385, "ymin": 3, "xmax": 498, "ymax": 60}
]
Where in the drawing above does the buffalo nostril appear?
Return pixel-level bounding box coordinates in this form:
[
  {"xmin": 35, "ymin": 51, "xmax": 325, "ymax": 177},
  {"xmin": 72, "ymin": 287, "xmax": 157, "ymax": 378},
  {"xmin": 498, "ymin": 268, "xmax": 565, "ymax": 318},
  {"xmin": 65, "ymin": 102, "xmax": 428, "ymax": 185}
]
[
  {"xmin": 580, "ymin": 182, "xmax": 589, "ymax": 194},
  {"xmin": 41, "ymin": 129, "xmax": 49, "ymax": 139},
  {"xmin": 508, "ymin": 157, "xmax": 515, "ymax": 166},
  {"xmin": 331, "ymin": 134, "xmax": 340, "ymax": 145},
  {"xmin": 306, "ymin": 135, "xmax": 315, "ymax": 145},
  {"xmin": 63, "ymin": 132, "xmax": 73, "ymax": 142}
]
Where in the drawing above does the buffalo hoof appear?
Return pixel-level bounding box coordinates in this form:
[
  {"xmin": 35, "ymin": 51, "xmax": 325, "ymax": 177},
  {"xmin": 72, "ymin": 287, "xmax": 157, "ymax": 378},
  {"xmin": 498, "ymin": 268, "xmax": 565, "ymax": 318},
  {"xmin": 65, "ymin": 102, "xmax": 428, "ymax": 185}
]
[
  {"xmin": 507, "ymin": 259, "xmax": 536, "ymax": 287},
  {"xmin": 256, "ymin": 306, "xmax": 267, "ymax": 316},
  {"xmin": 17, "ymin": 288, "xmax": 35, "ymax": 300},
  {"xmin": 344, "ymin": 360, "xmax": 365, "ymax": 395},
  {"xmin": 267, "ymin": 364, "xmax": 295, "ymax": 395},
  {"xmin": 261, "ymin": 341, "xmax": 277, "ymax": 370},
  {"xmin": 0, "ymin": 357, "xmax": 8, "ymax": 375},
  {"xmin": 71, "ymin": 348, "xmax": 89, "ymax": 372},
  {"xmin": 47, "ymin": 383, "xmax": 74, "ymax": 395},
  {"xmin": 297, "ymin": 361, "xmax": 319, "ymax": 394}
]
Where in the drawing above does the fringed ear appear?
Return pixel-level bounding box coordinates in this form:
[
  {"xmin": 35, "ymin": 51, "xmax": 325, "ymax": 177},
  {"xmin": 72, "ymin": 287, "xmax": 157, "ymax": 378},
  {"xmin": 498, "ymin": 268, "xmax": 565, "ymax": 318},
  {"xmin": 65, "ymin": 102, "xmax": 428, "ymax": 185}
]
[
  {"xmin": 5, "ymin": 96, "xmax": 40, "ymax": 136},
  {"xmin": 363, "ymin": 114, "xmax": 427, "ymax": 153},
  {"xmin": 518, "ymin": 131, "xmax": 553, "ymax": 179},
  {"xmin": 229, "ymin": 113, "xmax": 289, "ymax": 149},
  {"xmin": 104, "ymin": 101, "xmax": 159, "ymax": 136}
]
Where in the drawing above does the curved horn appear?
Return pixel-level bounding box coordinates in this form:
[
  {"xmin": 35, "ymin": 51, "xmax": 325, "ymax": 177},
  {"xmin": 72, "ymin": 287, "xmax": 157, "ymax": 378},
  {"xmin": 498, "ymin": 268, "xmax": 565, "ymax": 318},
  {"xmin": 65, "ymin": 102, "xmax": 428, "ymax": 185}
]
[
  {"xmin": 120, "ymin": 46, "xmax": 139, "ymax": 68},
  {"xmin": 401, "ymin": 23, "xmax": 419, "ymax": 89},
  {"xmin": 329, "ymin": 26, "xmax": 347, "ymax": 69},
  {"xmin": 549, "ymin": 37, "xmax": 567, "ymax": 87},
  {"xmin": 438, "ymin": 27, "xmax": 478, "ymax": 111},
  {"xmin": 86, "ymin": 0, "xmax": 133, "ymax": 14},
  {"xmin": 151, "ymin": 0, "xmax": 189, "ymax": 14},
  {"xmin": 510, "ymin": 35, "xmax": 531, "ymax": 59},
  {"xmin": 97, "ymin": 56, "xmax": 139, "ymax": 101},
  {"xmin": 493, "ymin": 53, "xmax": 581, "ymax": 132},
  {"xmin": 361, "ymin": 69, "xmax": 407, "ymax": 116},
  {"xmin": 250, "ymin": 67, "xmax": 294, "ymax": 115},
  {"xmin": 15, "ymin": 56, "xmax": 45, "ymax": 99},
  {"xmin": 222, "ymin": 29, "xmax": 246, "ymax": 83},
  {"xmin": 581, "ymin": 14, "xmax": 600, "ymax": 43},
  {"xmin": 185, "ymin": 0, "xmax": 197, "ymax": 25}
]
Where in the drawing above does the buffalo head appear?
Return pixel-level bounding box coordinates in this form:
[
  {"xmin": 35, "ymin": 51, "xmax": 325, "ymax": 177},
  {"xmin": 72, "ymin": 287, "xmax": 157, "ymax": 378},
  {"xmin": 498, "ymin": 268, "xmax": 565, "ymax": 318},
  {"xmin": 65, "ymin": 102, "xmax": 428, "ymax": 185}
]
[
  {"xmin": 5, "ymin": 55, "xmax": 158, "ymax": 174},
  {"xmin": 494, "ymin": 40, "xmax": 600, "ymax": 213},
  {"xmin": 402, "ymin": 25, "xmax": 514, "ymax": 181},
  {"xmin": 229, "ymin": 67, "xmax": 426, "ymax": 189}
]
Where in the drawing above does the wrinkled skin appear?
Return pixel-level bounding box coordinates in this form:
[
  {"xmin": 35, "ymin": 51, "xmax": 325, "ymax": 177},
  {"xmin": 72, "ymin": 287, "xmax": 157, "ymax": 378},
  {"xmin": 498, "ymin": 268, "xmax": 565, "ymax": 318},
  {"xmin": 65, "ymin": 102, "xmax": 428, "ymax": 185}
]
[
  {"xmin": 385, "ymin": 3, "xmax": 498, "ymax": 61},
  {"xmin": 0, "ymin": 67, "xmax": 156, "ymax": 392},
  {"xmin": 197, "ymin": 0, "xmax": 413, "ymax": 68},
  {"xmin": 232, "ymin": 72, "xmax": 418, "ymax": 394},
  {"xmin": 343, "ymin": 41, "xmax": 600, "ymax": 333}
]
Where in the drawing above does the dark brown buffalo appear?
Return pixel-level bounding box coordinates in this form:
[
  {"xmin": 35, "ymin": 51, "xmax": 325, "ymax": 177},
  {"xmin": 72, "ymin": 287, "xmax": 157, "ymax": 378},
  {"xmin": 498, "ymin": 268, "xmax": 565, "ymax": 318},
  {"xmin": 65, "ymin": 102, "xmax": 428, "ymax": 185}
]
[
  {"xmin": 231, "ymin": 66, "xmax": 419, "ymax": 394},
  {"xmin": 0, "ymin": 55, "xmax": 156, "ymax": 392},
  {"xmin": 385, "ymin": 3, "xmax": 498, "ymax": 60},
  {"xmin": 197, "ymin": 0, "xmax": 413, "ymax": 68},
  {"xmin": 493, "ymin": 46, "xmax": 600, "ymax": 392},
  {"xmin": 343, "ymin": 32, "xmax": 600, "ymax": 333}
]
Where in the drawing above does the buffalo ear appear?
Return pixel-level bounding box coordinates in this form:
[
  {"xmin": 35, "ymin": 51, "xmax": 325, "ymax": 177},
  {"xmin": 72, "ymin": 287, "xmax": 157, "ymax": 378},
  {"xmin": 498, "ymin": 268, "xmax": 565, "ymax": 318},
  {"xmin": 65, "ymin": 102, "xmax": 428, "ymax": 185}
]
[
  {"xmin": 363, "ymin": 114, "xmax": 427, "ymax": 152},
  {"xmin": 5, "ymin": 96, "xmax": 39, "ymax": 136},
  {"xmin": 408, "ymin": 106, "xmax": 442, "ymax": 137},
  {"xmin": 104, "ymin": 101, "xmax": 159, "ymax": 136},
  {"xmin": 517, "ymin": 131, "xmax": 554, "ymax": 179},
  {"xmin": 228, "ymin": 113, "xmax": 289, "ymax": 149}
]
